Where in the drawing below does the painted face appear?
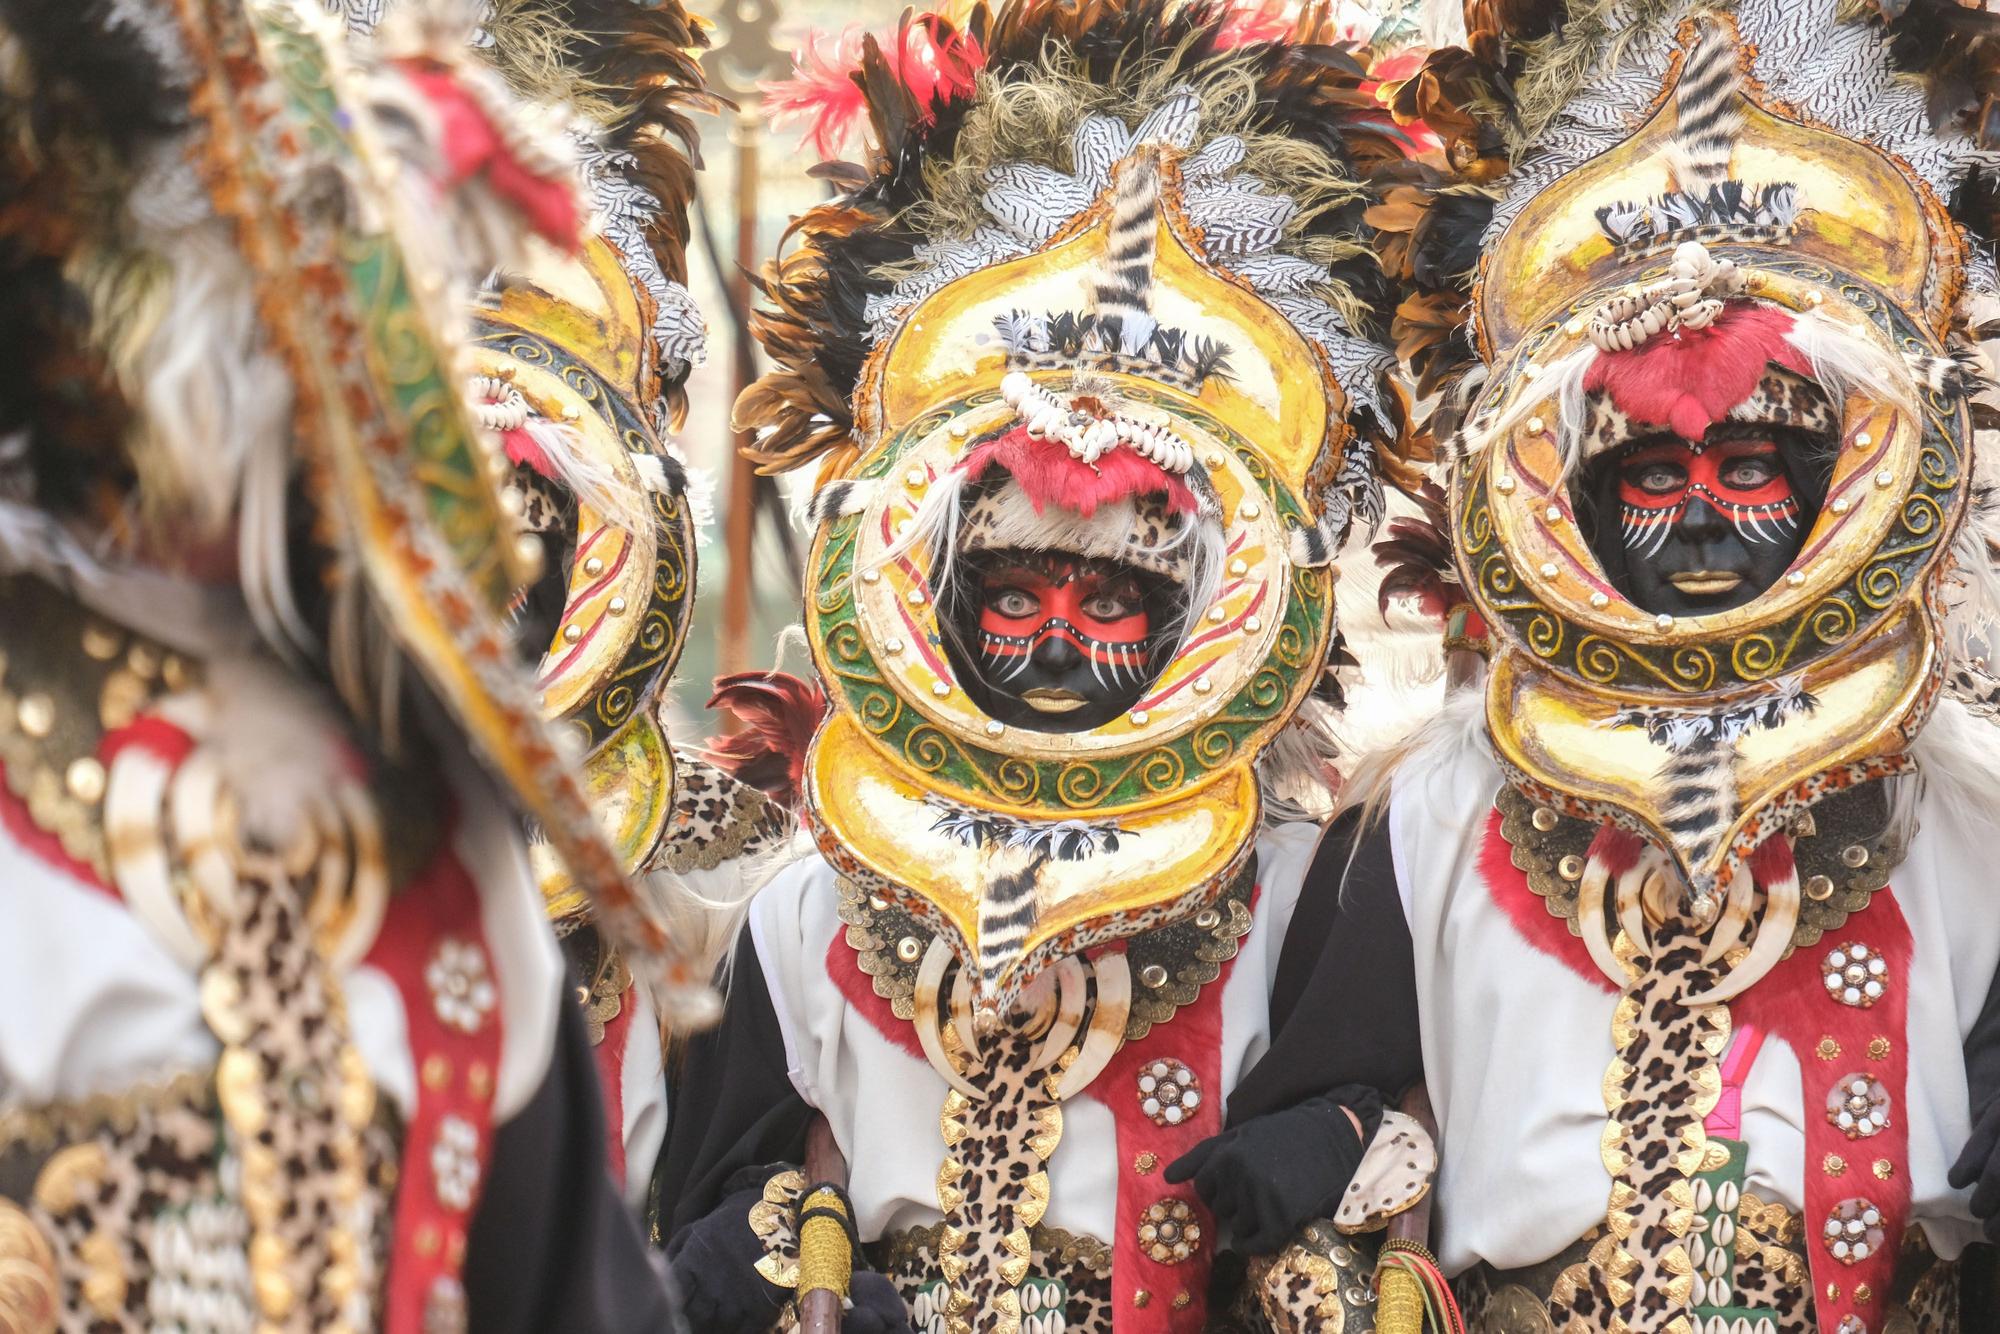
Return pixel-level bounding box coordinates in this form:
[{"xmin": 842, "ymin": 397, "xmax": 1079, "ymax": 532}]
[
  {"xmin": 948, "ymin": 550, "xmax": 1163, "ymax": 732},
  {"xmin": 1601, "ymin": 433, "xmax": 1807, "ymax": 615}
]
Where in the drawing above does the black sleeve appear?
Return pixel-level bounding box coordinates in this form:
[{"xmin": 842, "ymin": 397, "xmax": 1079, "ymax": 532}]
[
  {"xmin": 653, "ymin": 923, "xmax": 814, "ymax": 1240},
  {"xmin": 1967, "ymin": 957, "xmax": 2000, "ymax": 1121},
  {"xmin": 1224, "ymin": 807, "xmax": 1424, "ymax": 1126},
  {"xmin": 462, "ymin": 990, "xmax": 676, "ymax": 1334}
]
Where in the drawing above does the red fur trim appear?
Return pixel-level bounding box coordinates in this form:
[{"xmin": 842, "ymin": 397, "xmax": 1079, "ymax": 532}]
[
  {"xmin": 365, "ymin": 810, "xmax": 505, "ymax": 1334},
  {"xmin": 397, "ymin": 63, "xmax": 581, "ymax": 249},
  {"xmin": 1479, "ymin": 808, "xmax": 1618, "ymax": 993},
  {"xmin": 1587, "ymin": 824, "xmax": 1645, "ymax": 878},
  {"xmin": 500, "ymin": 425, "xmax": 553, "ymax": 478},
  {"xmin": 1583, "ymin": 303, "xmax": 1811, "ymax": 442},
  {"xmin": 957, "ymin": 428, "xmax": 1198, "ymax": 517},
  {"xmin": 1746, "ymin": 830, "xmax": 1796, "ymax": 885},
  {"xmin": 0, "ymin": 756, "xmax": 112, "ymax": 894}
]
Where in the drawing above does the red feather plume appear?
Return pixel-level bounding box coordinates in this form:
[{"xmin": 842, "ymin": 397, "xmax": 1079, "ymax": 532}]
[{"xmin": 703, "ymin": 672, "xmax": 829, "ymax": 814}]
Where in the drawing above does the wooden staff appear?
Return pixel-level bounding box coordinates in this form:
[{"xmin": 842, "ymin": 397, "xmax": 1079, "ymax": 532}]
[
  {"xmin": 796, "ymin": 1113, "xmax": 851, "ymax": 1334},
  {"xmin": 1375, "ymin": 1083, "xmax": 1452, "ymax": 1334}
]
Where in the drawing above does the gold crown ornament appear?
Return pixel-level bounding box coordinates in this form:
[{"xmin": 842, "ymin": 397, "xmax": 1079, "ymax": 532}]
[
  {"xmin": 469, "ymin": 239, "xmax": 702, "ymax": 913},
  {"xmin": 1452, "ymin": 15, "xmax": 1974, "ymax": 990},
  {"xmin": 801, "ymin": 144, "xmax": 1348, "ymax": 1031}
]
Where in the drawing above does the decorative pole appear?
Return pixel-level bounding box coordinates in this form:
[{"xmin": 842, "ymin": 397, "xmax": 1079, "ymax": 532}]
[{"xmin": 702, "ymin": 0, "xmax": 787, "ymax": 683}]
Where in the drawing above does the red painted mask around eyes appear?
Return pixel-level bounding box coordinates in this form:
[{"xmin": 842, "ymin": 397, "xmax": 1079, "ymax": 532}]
[
  {"xmin": 1617, "ymin": 438, "xmax": 1795, "ymax": 515},
  {"xmin": 977, "ymin": 558, "xmax": 1151, "ymax": 657}
]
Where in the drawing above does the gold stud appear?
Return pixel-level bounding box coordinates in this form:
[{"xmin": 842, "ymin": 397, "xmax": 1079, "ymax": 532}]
[
  {"xmin": 1853, "ymin": 431, "xmax": 1873, "ymax": 450},
  {"xmin": 1172, "ymin": 1292, "xmax": 1192, "ymax": 1310},
  {"xmin": 1193, "ymin": 676, "xmax": 1213, "ymax": 695},
  {"xmin": 896, "ymin": 937, "xmax": 922, "ymax": 963},
  {"xmin": 1532, "ymin": 807, "xmax": 1559, "ymax": 833},
  {"xmin": 1875, "ymin": 470, "xmax": 1895, "ymax": 488},
  {"xmin": 1855, "ymin": 1283, "xmax": 1873, "ymax": 1303},
  {"xmin": 1872, "ymin": 1160, "xmax": 1894, "ymax": 1180},
  {"xmin": 1788, "ymin": 571, "xmax": 1806, "ymax": 586},
  {"xmin": 607, "ymin": 596, "xmax": 627, "ymax": 615},
  {"xmin": 1841, "ymin": 844, "xmax": 1870, "ymax": 868},
  {"xmin": 1818, "ymin": 1037, "xmax": 1842, "ymax": 1061},
  {"xmin": 1805, "ymin": 874, "xmax": 1835, "ymax": 901},
  {"xmin": 885, "ymin": 637, "xmax": 905, "ymax": 654},
  {"xmin": 1539, "ymin": 562, "xmax": 1559, "ymax": 579},
  {"xmin": 127, "ymin": 645, "xmax": 159, "ymax": 679},
  {"xmin": 65, "ymin": 758, "xmax": 106, "ymax": 804},
  {"xmin": 1868, "ymin": 1036, "xmax": 1892, "ymax": 1061},
  {"xmin": 1207, "ymin": 606, "xmax": 1226, "ymax": 623},
  {"xmin": 1131, "ymin": 710, "xmax": 1150, "ymax": 726},
  {"xmin": 1133, "ymin": 1291, "xmax": 1152, "ymax": 1309},
  {"xmin": 1559, "ymin": 854, "xmax": 1585, "ymax": 882},
  {"xmin": 1655, "ymin": 613, "xmax": 1674, "ymax": 630},
  {"xmin": 1195, "ymin": 908, "xmax": 1221, "ymax": 930},
  {"xmin": 82, "ymin": 625, "xmax": 122, "ymax": 661},
  {"xmin": 1589, "ymin": 592, "xmax": 1610, "ymax": 609},
  {"xmin": 1134, "ymin": 1152, "xmax": 1158, "ymax": 1174},
  {"xmin": 1140, "ymin": 964, "xmax": 1169, "ymax": 989},
  {"xmin": 1228, "ymin": 559, "xmax": 1248, "ymax": 577},
  {"xmin": 907, "ymin": 588, "xmax": 927, "ymax": 606},
  {"xmin": 1546, "ymin": 506, "xmax": 1564, "ymax": 523},
  {"xmin": 1832, "ymin": 497, "xmax": 1852, "ymax": 515},
  {"xmin": 422, "ymin": 1055, "xmax": 451, "ymax": 1091},
  {"xmin": 931, "ymin": 680, "xmax": 950, "ymax": 698},
  {"xmin": 1244, "ymin": 616, "xmax": 1262, "ymax": 633},
  {"xmin": 906, "ymin": 469, "xmax": 927, "ymax": 487},
  {"xmin": 1824, "ymin": 1154, "xmax": 1847, "ymax": 1176},
  {"xmin": 1497, "ymin": 474, "xmax": 1517, "ymax": 494},
  {"xmin": 1527, "ymin": 417, "xmax": 1546, "ymax": 434},
  {"xmin": 1239, "ymin": 501, "xmax": 1262, "ymax": 521},
  {"xmin": 861, "ymin": 568, "xmax": 881, "ymax": 584},
  {"xmin": 16, "ymin": 693, "xmax": 53, "ymax": 739},
  {"xmin": 985, "ymin": 721, "xmax": 1004, "ymax": 737},
  {"xmin": 583, "ymin": 557, "xmax": 604, "ymax": 577},
  {"xmin": 562, "ymin": 625, "xmax": 582, "ymax": 644}
]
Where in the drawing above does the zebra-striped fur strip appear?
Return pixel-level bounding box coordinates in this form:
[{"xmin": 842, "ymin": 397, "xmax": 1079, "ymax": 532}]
[
  {"xmin": 801, "ymin": 477, "xmax": 877, "ymax": 527},
  {"xmin": 976, "ymin": 859, "xmax": 1044, "ymax": 993},
  {"xmin": 1907, "ymin": 346, "xmax": 1990, "ymax": 400},
  {"xmin": 1088, "ymin": 156, "xmax": 1163, "ymax": 355},
  {"xmin": 1667, "ymin": 21, "xmax": 1744, "ymax": 194},
  {"xmin": 1656, "ymin": 727, "xmax": 1736, "ymax": 902}
]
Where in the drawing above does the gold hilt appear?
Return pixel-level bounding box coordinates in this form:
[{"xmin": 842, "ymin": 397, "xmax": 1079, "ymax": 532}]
[
  {"xmin": 797, "ymin": 1184, "xmax": 853, "ymax": 1308},
  {"xmin": 1375, "ymin": 1262, "xmax": 1428, "ymax": 1334}
]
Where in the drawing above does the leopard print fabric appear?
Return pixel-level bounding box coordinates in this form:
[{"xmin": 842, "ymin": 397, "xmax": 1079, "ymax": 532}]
[
  {"xmin": 1249, "ymin": 1223, "xmax": 1381, "ymax": 1333},
  {"xmin": 1556, "ymin": 922, "xmax": 1730, "ymax": 1334},
  {"xmin": 933, "ymin": 1031, "xmax": 1065, "ymax": 1333},
  {"xmin": 871, "ymin": 1225, "xmax": 1114, "ymax": 1333},
  {"xmin": 654, "ymin": 753, "xmax": 790, "ymax": 875}
]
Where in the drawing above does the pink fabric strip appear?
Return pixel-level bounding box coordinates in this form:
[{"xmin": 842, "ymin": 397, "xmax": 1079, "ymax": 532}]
[{"xmin": 1704, "ymin": 1024, "xmax": 1765, "ymax": 1139}]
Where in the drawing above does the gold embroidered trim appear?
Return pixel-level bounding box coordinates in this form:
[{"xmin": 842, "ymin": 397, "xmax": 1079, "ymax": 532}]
[
  {"xmin": 750, "ymin": 1169, "xmax": 809, "ymax": 1289},
  {"xmin": 870, "ymin": 1222, "xmax": 1113, "ymax": 1278}
]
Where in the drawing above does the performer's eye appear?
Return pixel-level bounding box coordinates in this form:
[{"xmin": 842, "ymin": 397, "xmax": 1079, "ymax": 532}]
[
  {"xmin": 987, "ymin": 587, "xmax": 1040, "ymax": 618},
  {"xmin": 1080, "ymin": 588, "xmax": 1140, "ymax": 620},
  {"xmin": 1626, "ymin": 462, "xmax": 1686, "ymax": 495},
  {"xmin": 1719, "ymin": 455, "xmax": 1780, "ymax": 490}
]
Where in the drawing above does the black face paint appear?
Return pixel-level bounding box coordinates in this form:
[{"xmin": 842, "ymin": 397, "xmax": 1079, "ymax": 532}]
[
  {"xmin": 940, "ymin": 548, "xmax": 1175, "ymax": 732},
  {"xmin": 1580, "ymin": 425, "xmax": 1829, "ymax": 617}
]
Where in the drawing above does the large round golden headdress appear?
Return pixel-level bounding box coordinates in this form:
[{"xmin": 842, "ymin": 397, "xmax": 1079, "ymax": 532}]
[
  {"xmin": 1455, "ymin": 15, "xmax": 1973, "ymax": 900},
  {"xmin": 803, "ymin": 146, "xmax": 1346, "ymax": 1017}
]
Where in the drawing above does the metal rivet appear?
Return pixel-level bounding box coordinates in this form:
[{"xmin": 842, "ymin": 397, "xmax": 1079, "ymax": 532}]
[
  {"xmin": 950, "ymin": 423, "xmax": 969, "ymax": 440},
  {"xmin": 1874, "ymin": 470, "xmax": 1894, "ymax": 488},
  {"xmin": 985, "ymin": 720, "xmax": 1004, "ymax": 737},
  {"xmin": 1244, "ymin": 616, "xmax": 1262, "ymax": 633},
  {"xmin": 128, "ymin": 646, "xmax": 159, "ymax": 679},
  {"xmin": 1497, "ymin": 474, "xmax": 1517, "ymax": 494},
  {"xmin": 1558, "ymin": 854, "xmax": 1584, "ymax": 881},
  {"xmin": 562, "ymin": 625, "xmax": 582, "ymax": 644},
  {"xmin": 1805, "ymin": 289, "xmax": 1825, "ymax": 307},
  {"xmin": 1239, "ymin": 501, "xmax": 1261, "ymax": 521},
  {"xmin": 1589, "ymin": 592, "xmax": 1610, "ymax": 609},
  {"xmin": 1207, "ymin": 606, "xmax": 1225, "ymax": 623},
  {"xmin": 1140, "ymin": 964, "xmax": 1169, "ymax": 989},
  {"xmin": 1806, "ymin": 874, "xmax": 1836, "ymax": 901},
  {"xmin": 1655, "ymin": 613, "xmax": 1674, "ymax": 629},
  {"xmin": 1539, "ymin": 562, "xmax": 1558, "ymax": 579},
  {"xmin": 1841, "ymin": 844, "xmax": 1870, "ymax": 869},
  {"xmin": 869, "ymin": 894, "xmax": 890, "ymax": 910},
  {"xmin": 1531, "ymin": 806, "xmax": 1559, "ymax": 833},
  {"xmin": 65, "ymin": 757, "xmax": 106, "ymax": 803},
  {"xmin": 1207, "ymin": 454, "xmax": 1227, "ymax": 471},
  {"xmin": 1523, "ymin": 363, "xmax": 1543, "ymax": 380},
  {"xmin": 607, "ymin": 596, "xmax": 627, "ymax": 615},
  {"xmin": 18, "ymin": 693, "xmax": 54, "ymax": 738},
  {"xmin": 906, "ymin": 469, "xmax": 926, "ymax": 487},
  {"xmin": 897, "ymin": 519, "xmax": 914, "ymax": 538},
  {"xmin": 1193, "ymin": 676, "xmax": 1213, "ymax": 695},
  {"xmin": 1788, "ymin": 571, "xmax": 1807, "ymax": 586},
  {"xmin": 885, "ymin": 637, "xmax": 905, "ymax": 654},
  {"xmin": 1565, "ymin": 318, "xmax": 1586, "ymax": 337},
  {"xmin": 931, "ymin": 680, "xmax": 950, "ymax": 697},
  {"xmin": 907, "ymin": 588, "xmax": 926, "ymax": 605},
  {"xmin": 1854, "ymin": 432, "xmax": 1873, "ymax": 450},
  {"xmin": 1546, "ymin": 506, "xmax": 1564, "ymax": 523},
  {"xmin": 583, "ymin": 557, "xmax": 604, "ymax": 577},
  {"xmin": 1228, "ymin": 559, "xmax": 1248, "ymax": 577},
  {"xmin": 896, "ymin": 937, "xmax": 922, "ymax": 963},
  {"xmin": 1527, "ymin": 416, "xmax": 1546, "ymax": 434},
  {"xmin": 1194, "ymin": 908, "xmax": 1221, "ymax": 930},
  {"xmin": 861, "ymin": 568, "xmax": 881, "ymax": 584},
  {"xmin": 1131, "ymin": 710, "xmax": 1150, "ymax": 726}
]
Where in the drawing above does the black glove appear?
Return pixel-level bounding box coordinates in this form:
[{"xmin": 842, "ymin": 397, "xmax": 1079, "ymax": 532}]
[
  {"xmin": 1164, "ymin": 1087, "xmax": 1384, "ymax": 1255},
  {"xmin": 843, "ymin": 1271, "xmax": 918, "ymax": 1334},
  {"xmin": 1949, "ymin": 1099, "xmax": 2000, "ymax": 1242},
  {"xmin": 664, "ymin": 1167, "xmax": 795, "ymax": 1334}
]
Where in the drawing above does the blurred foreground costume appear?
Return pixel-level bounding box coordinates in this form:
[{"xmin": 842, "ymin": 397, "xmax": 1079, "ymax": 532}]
[
  {"xmin": 655, "ymin": 2, "xmax": 1450, "ymax": 1330},
  {"xmin": 1340, "ymin": 3, "xmax": 2000, "ymax": 1330},
  {"xmin": 0, "ymin": 0, "xmax": 713, "ymax": 1329}
]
